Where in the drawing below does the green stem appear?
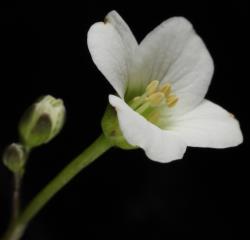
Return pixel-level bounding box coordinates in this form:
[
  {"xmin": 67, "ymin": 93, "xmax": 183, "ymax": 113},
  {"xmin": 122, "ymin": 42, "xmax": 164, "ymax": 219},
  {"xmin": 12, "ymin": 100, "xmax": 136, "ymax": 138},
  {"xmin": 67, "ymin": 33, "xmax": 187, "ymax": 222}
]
[{"xmin": 1, "ymin": 134, "xmax": 112, "ymax": 240}]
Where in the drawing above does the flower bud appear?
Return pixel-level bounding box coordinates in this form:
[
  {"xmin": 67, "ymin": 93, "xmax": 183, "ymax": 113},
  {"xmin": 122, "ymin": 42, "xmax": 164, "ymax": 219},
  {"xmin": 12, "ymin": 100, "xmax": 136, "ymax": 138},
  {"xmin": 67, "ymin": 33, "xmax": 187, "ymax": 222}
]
[
  {"xmin": 19, "ymin": 95, "xmax": 66, "ymax": 148},
  {"xmin": 3, "ymin": 143, "xmax": 26, "ymax": 173}
]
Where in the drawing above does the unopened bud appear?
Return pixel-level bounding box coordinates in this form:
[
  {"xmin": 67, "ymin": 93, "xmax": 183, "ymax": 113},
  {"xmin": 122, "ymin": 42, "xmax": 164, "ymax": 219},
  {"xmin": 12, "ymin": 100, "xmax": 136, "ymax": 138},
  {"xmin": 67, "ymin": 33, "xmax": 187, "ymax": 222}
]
[
  {"xmin": 19, "ymin": 95, "xmax": 66, "ymax": 148},
  {"xmin": 3, "ymin": 143, "xmax": 26, "ymax": 173}
]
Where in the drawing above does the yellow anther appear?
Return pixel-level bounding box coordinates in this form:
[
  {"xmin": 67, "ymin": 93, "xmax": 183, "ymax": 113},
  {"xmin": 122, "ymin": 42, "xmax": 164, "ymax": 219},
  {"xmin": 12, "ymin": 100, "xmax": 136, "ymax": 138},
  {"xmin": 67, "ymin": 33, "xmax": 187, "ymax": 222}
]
[
  {"xmin": 148, "ymin": 92, "xmax": 165, "ymax": 106},
  {"xmin": 145, "ymin": 80, "xmax": 160, "ymax": 95},
  {"xmin": 166, "ymin": 95, "xmax": 178, "ymax": 108},
  {"xmin": 160, "ymin": 83, "xmax": 172, "ymax": 97},
  {"xmin": 129, "ymin": 80, "xmax": 179, "ymax": 125}
]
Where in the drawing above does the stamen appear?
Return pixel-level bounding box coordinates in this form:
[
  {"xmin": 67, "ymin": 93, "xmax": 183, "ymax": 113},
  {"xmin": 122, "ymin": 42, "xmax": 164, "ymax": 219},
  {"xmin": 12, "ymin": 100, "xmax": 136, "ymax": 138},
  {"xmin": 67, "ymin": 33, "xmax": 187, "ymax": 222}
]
[
  {"xmin": 166, "ymin": 95, "xmax": 178, "ymax": 108},
  {"xmin": 145, "ymin": 80, "xmax": 160, "ymax": 95},
  {"xmin": 147, "ymin": 92, "xmax": 165, "ymax": 107},
  {"xmin": 130, "ymin": 96, "xmax": 145, "ymax": 109},
  {"xmin": 136, "ymin": 101, "xmax": 151, "ymax": 114},
  {"xmin": 133, "ymin": 96, "xmax": 140, "ymax": 101},
  {"xmin": 160, "ymin": 83, "xmax": 172, "ymax": 97},
  {"xmin": 128, "ymin": 80, "xmax": 179, "ymax": 127},
  {"xmin": 148, "ymin": 111, "xmax": 160, "ymax": 123}
]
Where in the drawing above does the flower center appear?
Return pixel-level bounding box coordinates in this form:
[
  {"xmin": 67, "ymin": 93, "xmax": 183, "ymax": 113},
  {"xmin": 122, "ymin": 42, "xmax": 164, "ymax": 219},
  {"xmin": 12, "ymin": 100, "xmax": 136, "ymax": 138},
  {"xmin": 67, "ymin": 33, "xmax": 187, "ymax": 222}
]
[{"xmin": 128, "ymin": 80, "xmax": 178, "ymax": 127}]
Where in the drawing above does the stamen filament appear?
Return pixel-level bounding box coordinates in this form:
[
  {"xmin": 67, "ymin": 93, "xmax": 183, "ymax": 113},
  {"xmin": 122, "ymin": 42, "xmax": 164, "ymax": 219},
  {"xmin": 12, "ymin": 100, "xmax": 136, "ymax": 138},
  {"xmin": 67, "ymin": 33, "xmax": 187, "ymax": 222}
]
[
  {"xmin": 129, "ymin": 96, "xmax": 145, "ymax": 109},
  {"xmin": 148, "ymin": 111, "xmax": 161, "ymax": 123},
  {"xmin": 136, "ymin": 101, "xmax": 151, "ymax": 114}
]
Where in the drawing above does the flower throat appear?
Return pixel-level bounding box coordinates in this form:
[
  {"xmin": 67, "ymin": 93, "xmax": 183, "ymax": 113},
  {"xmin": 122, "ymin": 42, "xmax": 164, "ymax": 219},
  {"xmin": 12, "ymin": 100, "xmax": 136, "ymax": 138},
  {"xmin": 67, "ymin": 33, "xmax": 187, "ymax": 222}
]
[{"xmin": 128, "ymin": 80, "xmax": 178, "ymax": 126}]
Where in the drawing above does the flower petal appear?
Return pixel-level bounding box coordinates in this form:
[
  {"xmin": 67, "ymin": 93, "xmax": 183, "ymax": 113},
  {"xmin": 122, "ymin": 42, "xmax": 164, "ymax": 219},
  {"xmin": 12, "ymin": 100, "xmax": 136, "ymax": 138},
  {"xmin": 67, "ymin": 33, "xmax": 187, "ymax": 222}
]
[
  {"xmin": 169, "ymin": 100, "xmax": 243, "ymax": 148},
  {"xmin": 132, "ymin": 17, "xmax": 214, "ymax": 115},
  {"xmin": 87, "ymin": 11, "xmax": 138, "ymax": 98},
  {"xmin": 109, "ymin": 95, "xmax": 187, "ymax": 163},
  {"xmin": 105, "ymin": 11, "xmax": 138, "ymax": 54}
]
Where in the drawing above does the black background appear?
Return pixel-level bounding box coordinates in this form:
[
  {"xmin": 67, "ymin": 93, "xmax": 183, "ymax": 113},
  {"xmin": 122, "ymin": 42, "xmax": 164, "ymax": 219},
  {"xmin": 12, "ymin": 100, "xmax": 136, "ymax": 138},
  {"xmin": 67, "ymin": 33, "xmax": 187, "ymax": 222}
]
[{"xmin": 0, "ymin": 1, "xmax": 248, "ymax": 240}]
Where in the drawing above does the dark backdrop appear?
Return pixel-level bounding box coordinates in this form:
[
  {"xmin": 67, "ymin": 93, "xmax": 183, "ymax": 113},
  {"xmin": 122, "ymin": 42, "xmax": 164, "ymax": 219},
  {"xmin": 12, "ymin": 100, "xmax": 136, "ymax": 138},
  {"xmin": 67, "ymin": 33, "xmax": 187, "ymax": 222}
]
[{"xmin": 0, "ymin": 1, "xmax": 248, "ymax": 240}]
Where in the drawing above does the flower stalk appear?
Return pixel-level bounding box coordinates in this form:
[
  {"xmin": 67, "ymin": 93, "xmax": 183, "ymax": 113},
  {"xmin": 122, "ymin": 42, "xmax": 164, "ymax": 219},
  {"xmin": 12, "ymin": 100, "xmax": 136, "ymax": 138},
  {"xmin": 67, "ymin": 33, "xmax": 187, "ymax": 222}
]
[
  {"xmin": 11, "ymin": 172, "xmax": 22, "ymax": 223},
  {"xmin": 1, "ymin": 134, "xmax": 113, "ymax": 240}
]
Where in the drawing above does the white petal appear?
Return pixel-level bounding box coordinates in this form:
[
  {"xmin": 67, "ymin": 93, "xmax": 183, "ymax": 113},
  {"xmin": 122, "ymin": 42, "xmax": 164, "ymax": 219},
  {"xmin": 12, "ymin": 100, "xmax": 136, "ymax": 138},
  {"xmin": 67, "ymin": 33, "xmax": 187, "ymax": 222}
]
[
  {"xmin": 87, "ymin": 11, "xmax": 138, "ymax": 98},
  {"xmin": 109, "ymin": 95, "xmax": 187, "ymax": 163},
  {"xmin": 105, "ymin": 11, "xmax": 138, "ymax": 54},
  {"xmin": 169, "ymin": 100, "xmax": 243, "ymax": 148},
  {"xmin": 134, "ymin": 17, "xmax": 214, "ymax": 115}
]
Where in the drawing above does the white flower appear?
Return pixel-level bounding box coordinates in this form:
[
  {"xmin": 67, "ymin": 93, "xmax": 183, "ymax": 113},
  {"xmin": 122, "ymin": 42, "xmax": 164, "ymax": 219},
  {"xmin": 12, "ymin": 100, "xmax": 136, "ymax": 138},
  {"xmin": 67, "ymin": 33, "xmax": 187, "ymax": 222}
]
[{"xmin": 87, "ymin": 10, "xmax": 243, "ymax": 163}]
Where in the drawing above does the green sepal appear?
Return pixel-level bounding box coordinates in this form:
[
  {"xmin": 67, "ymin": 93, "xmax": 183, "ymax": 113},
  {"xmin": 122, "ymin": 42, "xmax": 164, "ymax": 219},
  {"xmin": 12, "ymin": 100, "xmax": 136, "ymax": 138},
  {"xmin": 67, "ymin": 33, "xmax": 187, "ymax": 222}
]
[{"xmin": 101, "ymin": 104, "xmax": 136, "ymax": 150}]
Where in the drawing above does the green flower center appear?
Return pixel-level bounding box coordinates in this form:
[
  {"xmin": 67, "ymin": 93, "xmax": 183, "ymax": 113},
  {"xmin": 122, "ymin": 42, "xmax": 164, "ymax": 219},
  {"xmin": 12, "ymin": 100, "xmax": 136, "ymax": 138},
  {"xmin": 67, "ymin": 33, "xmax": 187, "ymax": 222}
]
[{"xmin": 128, "ymin": 80, "xmax": 178, "ymax": 127}]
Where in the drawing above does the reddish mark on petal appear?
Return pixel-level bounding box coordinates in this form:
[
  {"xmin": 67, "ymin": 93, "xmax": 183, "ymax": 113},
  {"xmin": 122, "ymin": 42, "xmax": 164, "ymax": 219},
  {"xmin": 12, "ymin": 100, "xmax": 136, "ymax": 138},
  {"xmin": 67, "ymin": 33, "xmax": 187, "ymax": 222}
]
[{"xmin": 229, "ymin": 113, "xmax": 235, "ymax": 118}]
